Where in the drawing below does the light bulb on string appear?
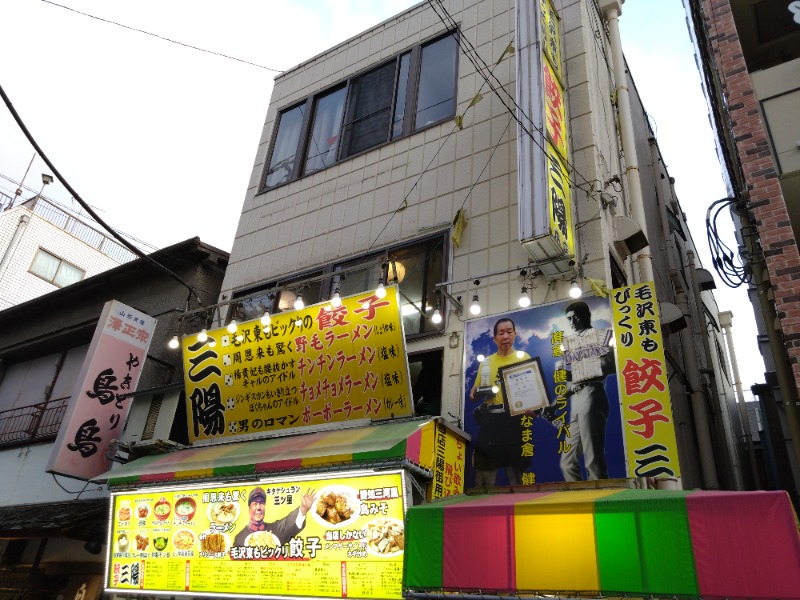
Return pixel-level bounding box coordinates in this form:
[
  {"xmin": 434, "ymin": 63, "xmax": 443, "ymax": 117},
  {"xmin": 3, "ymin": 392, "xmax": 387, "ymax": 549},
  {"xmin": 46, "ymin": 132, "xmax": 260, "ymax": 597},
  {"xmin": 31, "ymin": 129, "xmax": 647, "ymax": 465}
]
[
  {"xmin": 469, "ymin": 294, "xmax": 481, "ymax": 316},
  {"xmin": 375, "ymin": 280, "xmax": 386, "ymax": 299},
  {"xmin": 477, "ymin": 354, "xmax": 485, "ymax": 363},
  {"xmin": 227, "ymin": 320, "xmax": 238, "ymax": 333},
  {"xmin": 331, "ymin": 289, "xmax": 342, "ymax": 308},
  {"xmin": 569, "ymin": 278, "xmax": 582, "ymax": 299},
  {"xmin": 197, "ymin": 329, "xmax": 208, "ymax": 342},
  {"xmin": 168, "ymin": 335, "xmax": 180, "ymax": 349},
  {"xmin": 261, "ymin": 311, "xmax": 271, "ymax": 326},
  {"xmin": 294, "ymin": 294, "xmax": 304, "ymax": 311},
  {"xmin": 431, "ymin": 308, "xmax": 442, "ymax": 324},
  {"xmin": 518, "ymin": 286, "xmax": 531, "ymax": 307}
]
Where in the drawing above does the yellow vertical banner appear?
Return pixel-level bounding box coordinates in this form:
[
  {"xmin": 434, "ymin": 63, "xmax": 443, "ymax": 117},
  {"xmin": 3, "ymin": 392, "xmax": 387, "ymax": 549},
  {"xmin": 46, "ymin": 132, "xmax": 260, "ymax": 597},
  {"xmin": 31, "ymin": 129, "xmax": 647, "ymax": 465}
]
[
  {"xmin": 540, "ymin": 0, "xmax": 562, "ymax": 79},
  {"xmin": 543, "ymin": 58, "xmax": 568, "ymax": 160},
  {"xmin": 183, "ymin": 287, "xmax": 412, "ymax": 442},
  {"xmin": 428, "ymin": 420, "xmax": 466, "ymax": 500},
  {"xmin": 546, "ymin": 143, "xmax": 575, "ymax": 257},
  {"xmin": 611, "ymin": 282, "xmax": 681, "ymax": 479}
]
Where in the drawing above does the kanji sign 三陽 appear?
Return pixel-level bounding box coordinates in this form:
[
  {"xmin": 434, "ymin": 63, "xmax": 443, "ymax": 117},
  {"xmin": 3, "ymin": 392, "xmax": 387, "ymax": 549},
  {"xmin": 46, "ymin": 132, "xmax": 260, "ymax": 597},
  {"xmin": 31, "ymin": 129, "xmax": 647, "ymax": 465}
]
[
  {"xmin": 546, "ymin": 143, "xmax": 575, "ymax": 258},
  {"xmin": 611, "ymin": 282, "xmax": 681, "ymax": 479},
  {"xmin": 48, "ymin": 300, "xmax": 156, "ymax": 480},
  {"xmin": 183, "ymin": 287, "xmax": 412, "ymax": 442}
]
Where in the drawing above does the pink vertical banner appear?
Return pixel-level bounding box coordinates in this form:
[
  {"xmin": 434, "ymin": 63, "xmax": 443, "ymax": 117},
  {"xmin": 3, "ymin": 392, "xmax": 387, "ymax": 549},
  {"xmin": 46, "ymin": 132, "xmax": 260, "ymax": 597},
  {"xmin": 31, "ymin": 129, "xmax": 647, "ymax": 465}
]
[{"xmin": 47, "ymin": 300, "xmax": 156, "ymax": 480}]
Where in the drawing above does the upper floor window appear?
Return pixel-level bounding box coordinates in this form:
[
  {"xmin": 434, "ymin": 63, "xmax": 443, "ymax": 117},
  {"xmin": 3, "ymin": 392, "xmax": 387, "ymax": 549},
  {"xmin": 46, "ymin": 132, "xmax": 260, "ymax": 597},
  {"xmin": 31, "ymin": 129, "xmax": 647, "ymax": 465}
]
[
  {"xmin": 263, "ymin": 32, "xmax": 458, "ymax": 190},
  {"xmin": 29, "ymin": 248, "xmax": 85, "ymax": 287}
]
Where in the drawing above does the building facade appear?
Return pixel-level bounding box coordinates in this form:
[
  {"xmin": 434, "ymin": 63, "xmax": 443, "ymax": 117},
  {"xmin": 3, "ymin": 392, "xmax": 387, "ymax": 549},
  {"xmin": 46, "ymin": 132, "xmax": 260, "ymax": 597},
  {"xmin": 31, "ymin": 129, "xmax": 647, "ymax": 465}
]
[
  {"xmin": 0, "ymin": 238, "xmax": 227, "ymax": 600},
  {"xmin": 217, "ymin": 0, "xmax": 742, "ymax": 493},
  {"xmin": 0, "ymin": 196, "xmax": 140, "ymax": 310},
  {"xmin": 686, "ymin": 0, "xmax": 800, "ymax": 500}
]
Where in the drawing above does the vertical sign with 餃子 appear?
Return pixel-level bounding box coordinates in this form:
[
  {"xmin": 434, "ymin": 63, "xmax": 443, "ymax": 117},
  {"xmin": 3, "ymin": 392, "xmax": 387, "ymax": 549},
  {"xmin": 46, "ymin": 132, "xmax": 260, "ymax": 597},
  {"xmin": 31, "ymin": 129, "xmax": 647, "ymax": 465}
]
[
  {"xmin": 611, "ymin": 282, "xmax": 681, "ymax": 480},
  {"xmin": 47, "ymin": 300, "xmax": 156, "ymax": 480},
  {"xmin": 183, "ymin": 286, "xmax": 412, "ymax": 442}
]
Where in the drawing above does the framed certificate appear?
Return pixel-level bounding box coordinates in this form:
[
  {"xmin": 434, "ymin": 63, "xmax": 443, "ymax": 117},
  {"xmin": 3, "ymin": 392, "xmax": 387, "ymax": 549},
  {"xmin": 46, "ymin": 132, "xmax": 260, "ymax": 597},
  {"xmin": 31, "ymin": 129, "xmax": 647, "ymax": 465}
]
[{"xmin": 499, "ymin": 357, "xmax": 550, "ymax": 415}]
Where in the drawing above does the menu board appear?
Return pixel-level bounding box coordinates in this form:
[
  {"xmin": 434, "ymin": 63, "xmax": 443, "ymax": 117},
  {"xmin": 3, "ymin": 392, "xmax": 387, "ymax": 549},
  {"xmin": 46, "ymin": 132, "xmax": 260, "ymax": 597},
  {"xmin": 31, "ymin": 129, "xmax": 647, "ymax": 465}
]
[{"xmin": 106, "ymin": 472, "xmax": 407, "ymax": 598}]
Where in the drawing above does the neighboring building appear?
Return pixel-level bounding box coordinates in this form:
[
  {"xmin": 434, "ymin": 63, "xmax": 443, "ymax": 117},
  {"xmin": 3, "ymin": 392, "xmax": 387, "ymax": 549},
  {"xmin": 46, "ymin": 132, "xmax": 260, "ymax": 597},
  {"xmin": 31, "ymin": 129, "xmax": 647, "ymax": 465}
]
[
  {"xmin": 0, "ymin": 195, "xmax": 140, "ymax": 310},
  {"xmin": 0, "ymin": 237, "xmax": 227, "ymax": 600},
  {"xmin": 686, "ymin": 0, "xmax": 800, "ymax": 500}
]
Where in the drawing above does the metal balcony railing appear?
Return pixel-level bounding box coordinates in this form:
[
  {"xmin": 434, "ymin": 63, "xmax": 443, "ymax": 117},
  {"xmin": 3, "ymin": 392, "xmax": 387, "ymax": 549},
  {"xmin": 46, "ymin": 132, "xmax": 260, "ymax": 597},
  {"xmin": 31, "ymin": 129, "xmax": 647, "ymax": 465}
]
[{"xmin": 0, "ymin": 396, "xmax": 70, "ymax": 448}]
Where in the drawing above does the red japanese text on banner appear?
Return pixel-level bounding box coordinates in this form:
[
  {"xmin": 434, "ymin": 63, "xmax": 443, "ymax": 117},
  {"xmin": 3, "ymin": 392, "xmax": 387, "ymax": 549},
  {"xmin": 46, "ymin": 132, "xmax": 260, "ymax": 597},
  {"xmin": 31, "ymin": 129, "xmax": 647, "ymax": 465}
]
[
  {"xmin": 48, "ymin": 300, "xmax": 156, "ymax": 480},
  {"xmin": 611, "ymin": 282, "xmax": 681, "ymax": 479}
]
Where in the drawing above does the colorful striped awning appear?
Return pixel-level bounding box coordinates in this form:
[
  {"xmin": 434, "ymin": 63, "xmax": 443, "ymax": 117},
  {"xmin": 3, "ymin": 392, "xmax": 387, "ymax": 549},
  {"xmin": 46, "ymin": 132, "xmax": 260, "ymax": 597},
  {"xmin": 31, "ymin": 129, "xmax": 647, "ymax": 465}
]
[
  {"xmin": 405, "ymin": 488, "xmax": 800, "ymax": 599},
  {"xmin": 97, "ymin": 418, "xmax": 436, "ymax": 486}
]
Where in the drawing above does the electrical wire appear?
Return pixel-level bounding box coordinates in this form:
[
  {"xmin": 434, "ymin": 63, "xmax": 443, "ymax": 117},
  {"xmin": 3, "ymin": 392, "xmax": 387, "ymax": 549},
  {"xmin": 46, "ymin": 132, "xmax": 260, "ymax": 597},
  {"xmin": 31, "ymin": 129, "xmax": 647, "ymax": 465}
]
[
  {"xmin": 0, "ymin": 82, "xmax": 206, "ymax": 305},
  {"xmin": 706, "ymin": 197, "xmax": 751, "ymax": 288},
  {"xmin": 41, "ymin": 0, "xmax": 283, "ymax": 72}
]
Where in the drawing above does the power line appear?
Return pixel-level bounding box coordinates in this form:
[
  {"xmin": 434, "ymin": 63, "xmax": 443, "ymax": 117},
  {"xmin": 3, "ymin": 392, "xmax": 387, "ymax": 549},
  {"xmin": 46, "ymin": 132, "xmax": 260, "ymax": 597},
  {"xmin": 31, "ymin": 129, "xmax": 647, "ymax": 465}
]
[
  {"xmin": 0, "ymin": 82, "xmax": 206, "ymax": 305},
  {"xmin": 41, "ymin": 0, "xmax": 284, "ymax": 73}
]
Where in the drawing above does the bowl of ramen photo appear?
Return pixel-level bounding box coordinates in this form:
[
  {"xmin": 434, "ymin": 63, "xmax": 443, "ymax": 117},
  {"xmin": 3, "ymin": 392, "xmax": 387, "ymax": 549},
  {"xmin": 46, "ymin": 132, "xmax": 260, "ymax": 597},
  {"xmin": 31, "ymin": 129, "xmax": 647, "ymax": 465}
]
[
  {"xmin": 173, "ymin": 497, "xmax": 196, "ymax": 521},
  {"xmin": 207, "ymin": 501, "xmax": 239, "ymax": 525},
  {"xmin": 153, "ymin": 499, "xmax": 172, "ymax": 521}
]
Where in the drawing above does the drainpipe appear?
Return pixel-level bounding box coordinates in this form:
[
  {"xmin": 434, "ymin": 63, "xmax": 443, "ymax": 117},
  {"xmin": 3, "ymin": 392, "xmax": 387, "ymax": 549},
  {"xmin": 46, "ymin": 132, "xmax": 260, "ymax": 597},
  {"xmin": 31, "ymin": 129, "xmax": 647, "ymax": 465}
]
[
  {"xmin": 718, "ymin": 310, "xmax": 761, "ymax": 488},
  {"xmin": 600, "ymin": 0, "xmax": 653, "ymax": 283},
  {"xmin": 646, "ymin": 141, "xmax": 717, "ymax": 489},
  {"xmin": 0, "ymin": 213, "xmax": 30, "ymax": 282},
  {"xmin": 688, "ymin": 249, "xmax": 738, "ymax": 488}
]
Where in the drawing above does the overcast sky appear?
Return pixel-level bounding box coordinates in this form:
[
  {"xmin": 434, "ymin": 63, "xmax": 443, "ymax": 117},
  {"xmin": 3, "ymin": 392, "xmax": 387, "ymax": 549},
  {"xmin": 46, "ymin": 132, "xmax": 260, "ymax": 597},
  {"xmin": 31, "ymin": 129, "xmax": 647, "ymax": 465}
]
[{"xmin": 0, "ymin": 0, "xmax": 765, "ymax": 389}]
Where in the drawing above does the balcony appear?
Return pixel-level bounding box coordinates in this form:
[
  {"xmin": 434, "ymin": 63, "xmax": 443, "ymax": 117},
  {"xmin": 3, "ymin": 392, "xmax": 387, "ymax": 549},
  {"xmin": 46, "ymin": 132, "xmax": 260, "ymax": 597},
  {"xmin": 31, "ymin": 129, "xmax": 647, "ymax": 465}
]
[{"xmin": 0, "ymin": 397, "xmax": 70, "ymax": 448}]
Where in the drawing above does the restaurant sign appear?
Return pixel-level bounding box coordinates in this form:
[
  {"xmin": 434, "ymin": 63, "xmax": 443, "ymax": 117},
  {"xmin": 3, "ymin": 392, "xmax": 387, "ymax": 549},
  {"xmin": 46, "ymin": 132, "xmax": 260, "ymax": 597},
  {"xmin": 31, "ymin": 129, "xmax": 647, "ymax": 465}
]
[
  {"xmin": 183, "ymin": 286, "xmax": 412, "ymax": 442},
  {"xmin": 106, "ymin": 471, "xmax": 408, "ymax": 598},
  {"xmin": 48, "ymin": 300, "xmax": 156, "ymax": 480}
]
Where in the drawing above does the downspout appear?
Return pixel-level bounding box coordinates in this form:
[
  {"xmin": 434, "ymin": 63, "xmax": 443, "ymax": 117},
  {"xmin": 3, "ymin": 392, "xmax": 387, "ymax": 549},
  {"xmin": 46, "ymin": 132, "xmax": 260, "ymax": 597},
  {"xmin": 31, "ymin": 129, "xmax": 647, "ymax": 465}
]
[
  {"xmin": 600, "ymin": 0, "xmax": 653, "ymax": 283},
  {"xmin": 718, "ymin": 310, "xmax": 761, "ymax": 488},
  {"xmin": 688, "ymin": 249, "xmax": 737, "ymax": 489},
  {"xmin": 0, "ymin": 214, "xmax": 30, "ymax": 282},
  {"xmin": 649, "ymin": 137, "xmax": 716, "ymax": 489}
]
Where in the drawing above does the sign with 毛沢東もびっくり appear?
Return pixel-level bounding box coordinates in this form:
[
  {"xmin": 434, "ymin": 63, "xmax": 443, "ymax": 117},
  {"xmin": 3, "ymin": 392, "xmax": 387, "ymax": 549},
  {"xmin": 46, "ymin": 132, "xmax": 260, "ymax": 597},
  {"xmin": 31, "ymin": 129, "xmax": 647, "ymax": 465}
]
[
  {"xmin": 182, "ymin": 286, "xmax": 412, "ymax": 442},
  {"xmin": 106, "ymin": 471, "xmax": 407, "ymax": 598},
  {"xmin": 611, "ymin": 282, "xmax": 681, "ymax": 480}
]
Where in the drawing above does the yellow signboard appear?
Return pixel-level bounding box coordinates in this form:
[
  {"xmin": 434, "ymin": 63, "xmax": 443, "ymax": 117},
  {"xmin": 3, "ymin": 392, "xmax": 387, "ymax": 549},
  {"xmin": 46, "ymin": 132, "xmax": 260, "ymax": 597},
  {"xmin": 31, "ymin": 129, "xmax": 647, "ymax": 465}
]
[
  {"xmin": 428, "ymin": 420, "xmax": 467, "ymax": 500},
  {"xmin": 183, "ymin": 287, "xmax": 412, "ymax": 442},
  {"xmin": 107, "ymin": 472, "xmax": 407, "ymax": 598},
  {"xmin": 611, "ymin": 282, "xmax": 681, "ymax": 479},
  {"xmin": 543, "ymin": 57, "xmax": 568, "ymax": 161},
  {"xmin": 540, "ymin": 0, "xmax": 562, "ymax": 79},
  {"xmin": 546, "ymin": 142, "xmax": 575, "ymax": 258}
]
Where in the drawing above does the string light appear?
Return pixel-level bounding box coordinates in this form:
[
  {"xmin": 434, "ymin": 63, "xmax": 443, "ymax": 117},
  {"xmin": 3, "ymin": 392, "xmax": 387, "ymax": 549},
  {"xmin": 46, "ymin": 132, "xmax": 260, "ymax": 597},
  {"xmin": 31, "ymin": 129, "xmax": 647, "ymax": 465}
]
[
  {"xmin": 227, "ymin": 319, "xmax": 238, "ymax": 333},
  {"xmin": 477, "ymin": 354, "xmax": 485, "ymax": 362},
  {"xmin": 197, "ymin": 329, "xmax": 208, "ymax": 342},
  {"xmin": 331, "ymin": 289, "xmax": 342, "ymax": 308},
  {"xmin": 569, "ymin": 278, "xmax": 582, "ymax": 299},
  {"xmin": 168, "ymin": 335, "xmax": 180, "ymax": 349},
  {"xmin": 261, "ymin": 311, "xmax": 271, "ymax": 326},
  {"xmin": 518, "ymin": 285, "xmax": 531, "ymax": 307},
  {"xmin": 294, "ymin": 293, "xmax": 304, "ymax": 311},
  {"xmin": 375, "ymin": 279, "xmax": 387, "ymax": 299},
  {"xmin": 469, "ymin": 294, "xmax": 481, "ymax": 315},
  {"xmin": 431, "ymin": 308, "xmax": 443, "ymax": 324}
]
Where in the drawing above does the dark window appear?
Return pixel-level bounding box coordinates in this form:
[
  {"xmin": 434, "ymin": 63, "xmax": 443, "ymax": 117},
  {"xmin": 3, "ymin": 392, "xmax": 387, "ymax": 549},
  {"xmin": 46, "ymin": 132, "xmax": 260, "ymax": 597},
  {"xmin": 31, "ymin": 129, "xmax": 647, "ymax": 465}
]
[
  {"xmin": 262, "ymin": 32, "xmax": 458, "ymax": 190},
  {"xmin": 415, "ymin": 34, "xmax": 458, "ymax": 127},
  {"xmin": 410, "ymin": 349, "xmax": 443, "ymax": 417},
  {"xmin": 305, "ymin": 87, "xmax": 346, "ymax": 174},
  {"xmin": 265, "ymin": 103, "xmax": 306, "ymax": 188}
]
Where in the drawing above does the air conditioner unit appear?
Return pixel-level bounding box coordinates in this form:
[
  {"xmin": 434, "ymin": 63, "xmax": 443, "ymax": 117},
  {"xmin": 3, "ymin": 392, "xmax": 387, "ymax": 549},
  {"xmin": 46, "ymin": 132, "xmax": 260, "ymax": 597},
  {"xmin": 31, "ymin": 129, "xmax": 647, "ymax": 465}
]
[{"xmin": 123, "ymin": 388, "xmax": 182, "ymax": 455}]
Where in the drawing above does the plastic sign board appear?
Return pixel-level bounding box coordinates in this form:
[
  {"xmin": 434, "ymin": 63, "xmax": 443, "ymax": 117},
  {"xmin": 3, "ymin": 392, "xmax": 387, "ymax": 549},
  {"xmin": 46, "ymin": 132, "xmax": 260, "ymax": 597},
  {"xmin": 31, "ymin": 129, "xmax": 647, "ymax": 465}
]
[
  {"xmin": 516, "ymin": 0, "xmax": 575, "ymax": 275},
  {"xmin": 106, "ymin": 471, "xmax": 408, "ymax": 598},
  {"xmin": 183, "ymin": 286, "xmax": 412, "ymax": 442},
  {"xmin": 462, "ymin": 296, "xmax": 626, "ymax": 487},
  {"xmin": 427, "ymin": 420, "xmax": 467, "ymax": 500},
  {"xmin": 611, "ymin": 282, "xmax": 681, "ymax": 479},
  {"xmin": 48, "ymin": 300, "xmax": 156, "ymax": 480}
]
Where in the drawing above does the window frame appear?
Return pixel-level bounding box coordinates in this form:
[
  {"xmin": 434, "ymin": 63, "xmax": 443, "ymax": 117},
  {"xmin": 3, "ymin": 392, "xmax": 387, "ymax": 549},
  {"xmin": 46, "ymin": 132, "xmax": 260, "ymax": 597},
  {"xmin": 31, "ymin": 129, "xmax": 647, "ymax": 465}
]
[
  {"xmin": 29, "ymin": 248, "xmax": 85, "ymax": 288},
  {"xmin": 230, "ymin": 233, "xmax": 449, "ymax": 339},
  {"xmin": 260, "ymin": 30, "xmax": 458, "ymax": 192}
]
